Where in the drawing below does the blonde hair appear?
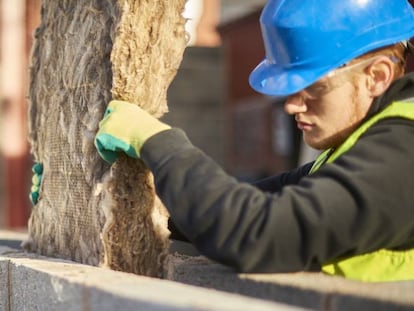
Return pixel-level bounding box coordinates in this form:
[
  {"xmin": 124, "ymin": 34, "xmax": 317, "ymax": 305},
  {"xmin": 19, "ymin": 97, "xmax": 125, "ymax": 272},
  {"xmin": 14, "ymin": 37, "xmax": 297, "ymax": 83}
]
[{"xmin": 356, "ymin": 43, "xmax": 407, "ymax": 79}]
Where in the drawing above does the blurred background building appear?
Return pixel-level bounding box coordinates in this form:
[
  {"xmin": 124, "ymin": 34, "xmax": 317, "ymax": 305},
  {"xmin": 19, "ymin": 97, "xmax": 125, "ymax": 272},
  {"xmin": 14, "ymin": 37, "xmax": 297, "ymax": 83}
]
[
  {"xmin": 1, "ymin": 0, "xmax": 413, "ymax": 229},
  {"xmin": 165, "ymin": 0, "xmax": 297, "ymax": 185},
  {"xmin": 0, "ymin": 0, "xmax": 40, "ymax": 228}
]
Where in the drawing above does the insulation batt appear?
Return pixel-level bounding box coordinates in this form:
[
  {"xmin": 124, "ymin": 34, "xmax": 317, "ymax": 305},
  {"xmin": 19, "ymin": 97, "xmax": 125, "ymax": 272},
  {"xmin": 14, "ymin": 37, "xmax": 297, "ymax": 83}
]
[{"xmin": 26, "ymin": 0, "xmax": 188, "ymax": 277}]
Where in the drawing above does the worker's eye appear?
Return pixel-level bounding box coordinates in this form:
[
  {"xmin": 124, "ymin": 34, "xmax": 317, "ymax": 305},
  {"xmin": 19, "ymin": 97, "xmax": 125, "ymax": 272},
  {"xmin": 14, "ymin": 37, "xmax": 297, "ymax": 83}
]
[{"xmin": 304, "ymin": 83, "xmax": 329, "ymax": 98}]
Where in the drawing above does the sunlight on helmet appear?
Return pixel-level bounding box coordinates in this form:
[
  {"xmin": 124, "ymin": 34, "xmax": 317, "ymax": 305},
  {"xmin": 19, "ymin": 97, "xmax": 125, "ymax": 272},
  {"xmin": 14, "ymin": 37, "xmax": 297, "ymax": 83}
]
[{"xmin": 356, "ymin": 0, "xmax": 369, "ymax": 7}]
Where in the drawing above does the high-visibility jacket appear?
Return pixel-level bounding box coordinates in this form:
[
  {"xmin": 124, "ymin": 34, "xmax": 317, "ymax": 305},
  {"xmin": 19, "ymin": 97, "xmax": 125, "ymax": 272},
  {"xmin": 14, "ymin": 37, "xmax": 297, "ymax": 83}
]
[{"xmin": 310, "ymin": 100, "xmax": 414, "ymax": 282}]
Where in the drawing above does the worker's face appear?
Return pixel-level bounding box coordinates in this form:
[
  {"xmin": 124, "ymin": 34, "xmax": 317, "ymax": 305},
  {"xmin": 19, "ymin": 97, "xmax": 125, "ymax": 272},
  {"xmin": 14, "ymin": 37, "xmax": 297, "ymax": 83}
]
[{"xmin": 284, "ymin": 58, "xmax": 376, "ymax": 150}]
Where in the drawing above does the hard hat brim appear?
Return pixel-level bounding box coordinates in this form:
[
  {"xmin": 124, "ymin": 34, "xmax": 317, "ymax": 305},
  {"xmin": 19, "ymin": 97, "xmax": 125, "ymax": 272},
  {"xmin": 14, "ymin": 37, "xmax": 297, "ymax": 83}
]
[{"xmin": 249, "ymin": 60, "xmax": 330, "ymax": 97}]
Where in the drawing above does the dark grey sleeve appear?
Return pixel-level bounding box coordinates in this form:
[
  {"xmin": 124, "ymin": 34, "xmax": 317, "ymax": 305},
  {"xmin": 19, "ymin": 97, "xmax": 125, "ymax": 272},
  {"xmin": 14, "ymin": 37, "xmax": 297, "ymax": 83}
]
[
  {"xmin": 141, "ymin": 119, "xmax": 414, "ymax": 273},
  {"xmin": 251, "ymin": 162, "xmax": 314, "ymax": 193}
]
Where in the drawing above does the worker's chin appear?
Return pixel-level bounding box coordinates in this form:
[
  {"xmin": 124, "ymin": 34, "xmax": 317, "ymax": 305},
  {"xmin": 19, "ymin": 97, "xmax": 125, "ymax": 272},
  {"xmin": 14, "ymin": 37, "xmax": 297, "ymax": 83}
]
[{"xmin": 303, "ymin": 134, "xmax": 342, "ymax": 150}]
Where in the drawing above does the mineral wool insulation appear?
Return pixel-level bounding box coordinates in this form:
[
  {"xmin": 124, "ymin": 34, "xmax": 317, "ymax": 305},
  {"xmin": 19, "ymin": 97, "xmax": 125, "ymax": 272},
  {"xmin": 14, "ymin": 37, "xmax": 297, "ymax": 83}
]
[{"xmin": 26, "ymin": 0, "xmax": 187, "ymax": 277}]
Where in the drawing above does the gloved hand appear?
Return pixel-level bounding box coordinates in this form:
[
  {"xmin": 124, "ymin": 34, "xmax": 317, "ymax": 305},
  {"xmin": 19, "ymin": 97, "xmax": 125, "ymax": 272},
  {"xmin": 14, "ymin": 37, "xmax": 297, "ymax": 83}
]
[
  {"xmin": 95, "ymin": 100, "xmax": 171, "ymax": 163},
  {"xmin": 29, "ymin": 162, "xmax": 43, "ymax": 205}
]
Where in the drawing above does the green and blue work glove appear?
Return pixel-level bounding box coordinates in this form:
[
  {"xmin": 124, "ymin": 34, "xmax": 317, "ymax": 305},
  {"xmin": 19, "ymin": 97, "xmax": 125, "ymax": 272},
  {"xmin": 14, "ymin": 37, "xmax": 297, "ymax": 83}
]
[
  {"xmin": 95, "ymin": 100, "xmax": 171, "ymax": 163},
  {"xmin": 30, "ymin": 162, "xmax": 43, "ymax": 205}
]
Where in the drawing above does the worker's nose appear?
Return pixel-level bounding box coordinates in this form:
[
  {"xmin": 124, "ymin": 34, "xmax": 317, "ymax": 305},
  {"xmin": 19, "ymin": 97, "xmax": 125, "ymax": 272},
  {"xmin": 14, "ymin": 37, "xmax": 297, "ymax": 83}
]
[{"xmin": 284, "ymin": 93, "xmax": 307, "ymax": 115}]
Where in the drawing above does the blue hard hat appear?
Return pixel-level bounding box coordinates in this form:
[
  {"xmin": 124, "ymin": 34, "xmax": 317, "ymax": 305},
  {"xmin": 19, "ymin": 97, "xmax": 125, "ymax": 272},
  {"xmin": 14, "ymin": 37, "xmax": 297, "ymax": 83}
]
[{"xmin": 249, "ymin": 0, "xmax": 414, "ymax": 97}]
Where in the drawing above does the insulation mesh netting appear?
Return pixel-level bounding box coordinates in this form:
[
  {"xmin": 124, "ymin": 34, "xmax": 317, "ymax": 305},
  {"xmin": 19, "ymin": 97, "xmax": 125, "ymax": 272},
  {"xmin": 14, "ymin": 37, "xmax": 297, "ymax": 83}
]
[{"xmin": 25, "ymin": 0, "xmax": 187, "ymax": 277}]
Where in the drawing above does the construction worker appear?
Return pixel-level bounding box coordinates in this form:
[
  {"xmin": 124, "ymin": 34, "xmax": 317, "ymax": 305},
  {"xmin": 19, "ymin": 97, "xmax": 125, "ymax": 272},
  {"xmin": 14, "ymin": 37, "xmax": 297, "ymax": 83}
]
[{"xmin": 93, "ymin": 0, "xmax": 414, "ymax": 282}]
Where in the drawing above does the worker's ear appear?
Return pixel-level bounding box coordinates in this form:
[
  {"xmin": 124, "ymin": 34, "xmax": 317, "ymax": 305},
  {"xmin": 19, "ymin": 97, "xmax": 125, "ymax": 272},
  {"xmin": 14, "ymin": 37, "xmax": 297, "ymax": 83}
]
[{"xmin": 364, "ymin": 56, "xmax": 395, "ymax": 97}]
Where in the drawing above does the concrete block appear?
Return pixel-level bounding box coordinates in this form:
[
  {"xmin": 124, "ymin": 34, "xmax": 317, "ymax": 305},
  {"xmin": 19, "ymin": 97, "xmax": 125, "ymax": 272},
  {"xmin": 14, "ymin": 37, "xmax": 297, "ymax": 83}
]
[
  {"xmin": 2, "ymin": 230, "xmax": 414, "ymax": 311},
  {"xmin": 2, "ymin": 252, "xmax": 303, "ymax": 311},
  {"xmin": 9, "ymin": 260, "xmax": 84, "ymax": 311},
  {"xmin": 0, "ymin": 231, "xmax": 26, "ymax": 311},
  {"xmin": 0, "ymin": 259, "xmax": 10, "ymax": 311},
  {"xmin": 86, "ymin": 271, "xmax": 303, "ymax": 311},
  {"xmin": 165, "ymin": 254, "xmax": 414, "ymax": 311}
]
